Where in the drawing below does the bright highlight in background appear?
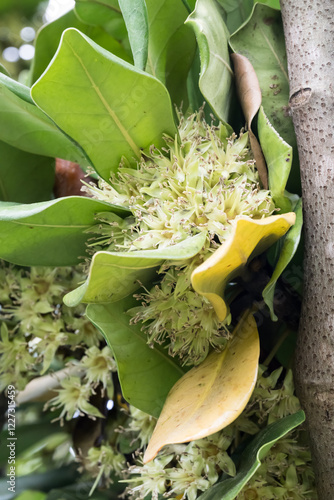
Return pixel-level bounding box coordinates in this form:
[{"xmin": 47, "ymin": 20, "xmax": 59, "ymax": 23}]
[
  {"xmin": 44, "ymin": 0, "xmax": 75, "ymax": 23},
  {"xmin": 19, "ymin": 45, "xmax": 35, "ymax": 61}
]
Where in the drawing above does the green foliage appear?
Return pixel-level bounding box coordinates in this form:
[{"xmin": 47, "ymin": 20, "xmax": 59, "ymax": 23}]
[
  {"xmin": 0, "ymin": 141, "xmax": 54, "ymax": 203},
  {"xmin": 0, "ymin": 1, "xmax": 310, "ymax": 499},
  {"xmin": 118, "ymin": 0, "xmax": 148, "ymax": 70},
  {"xmin": 186, "ymin": 0, "xmax": 233, "ymax": 123},
  {"xmin": 31, "ymin": 28, "xmax": 176, "ymax": 181},
  {"xmin": 197, "ymin": 411, "xmax": 305, "ymax": 499},
  {"xmin": 145, "ymin": 0, "xmax": 196, "ymax": 108},
  {"xmin": 0, "ymin": 198, "xmax": 126, "ymax": 266},
  {"xmin": 87, "ymin": 298, "xmax": 184, "ymax": 417},
  {"xmin": 0, "ymin": 72, "xmax": 85, "ymax": 163},
  {"xmin": 263, "ymin": 199, "xmax": 303, "ymax": 320},
  {"xmin": 230, "ymin": 3, "xmax": 300, "ymax": 193},
  {"xmin": 64, "ymin": 232, "xmax": 206, "ymax": 306},
  {"xmin": 30, "ymin": 9, "xmax": 131, "ymax": 84},
  {"xmin": 258, "ymin": 106, "xmax": 292, "ymax": 213}
]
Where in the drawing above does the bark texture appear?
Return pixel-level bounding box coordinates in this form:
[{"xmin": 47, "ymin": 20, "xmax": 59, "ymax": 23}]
[{"xmin": 280, "ymin": 1, "xmax": 334, "ymax": 497}]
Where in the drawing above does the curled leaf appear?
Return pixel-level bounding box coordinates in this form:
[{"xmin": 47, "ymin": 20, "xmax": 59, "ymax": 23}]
[
  {"xmin": 64, "ymin": 232, "xmax": 207, "ymax": 307},
  {"xmin": 231, "ymin": 53, "xmax": 268, "ymax": 189},
  {"xmin": 143, "ymin": 311, "xmax": 259, "ymax": 463},
  {"xmin": 191, "ymin": 213, "xmax": 296, "ymax": 322}
]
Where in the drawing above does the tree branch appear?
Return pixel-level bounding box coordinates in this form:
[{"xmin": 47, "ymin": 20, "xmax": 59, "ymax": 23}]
[{"xmin": 280, "ymin": 1, "xmax": 334, "ymax": 498}]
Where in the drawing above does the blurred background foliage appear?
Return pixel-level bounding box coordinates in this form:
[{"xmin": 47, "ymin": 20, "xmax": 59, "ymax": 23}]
[{"xmin": 0, "ymin": 0, "xmax": 74, "ymax": 81}]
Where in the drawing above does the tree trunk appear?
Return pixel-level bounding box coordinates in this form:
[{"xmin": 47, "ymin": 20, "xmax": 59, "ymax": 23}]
[{"xmin": 280, "ymin": 1, "xmax": 334, "ymax": 498}]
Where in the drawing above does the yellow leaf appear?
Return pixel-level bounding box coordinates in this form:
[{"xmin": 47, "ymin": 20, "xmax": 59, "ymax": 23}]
[
  {"xmin": 191, "ymin": 213, "xmax": 296, "ymax": 322},
  {"xmin": 143, "ymin": 312, "xmax": 260, "ymax": 463}
]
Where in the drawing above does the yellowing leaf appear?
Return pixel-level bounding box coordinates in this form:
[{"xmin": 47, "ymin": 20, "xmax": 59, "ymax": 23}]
[
  {"xmin": 191, "ymin": 213, "xmax": 296, "ymax": 322},
  {"xmin": 143, "ymin": 311, "xmax": 260, "ymax": 463}
]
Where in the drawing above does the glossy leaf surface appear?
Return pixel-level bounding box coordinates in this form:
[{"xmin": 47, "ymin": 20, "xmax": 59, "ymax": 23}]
[
  {"xmin": 86, "ymin": 298, "xmax": 185, "ymax": 417},
  {"xmin": 64, "ymin": 232, "xmax": 207, "ymax": 306},
  {"xmin": 216, "ymin": 0, "xmax": 253, "ymax": 34},
  {"xmin": 31, "ymin": 28, "xmax": 176, "ymax": 181},
  {"xmin": 0, "ymin": 140, "xmax": 54, "ymax": 203},
  {"xmin": 0, "ymin": 197, "xmax": 126, "ymax": 266},
  {"xmin": 258, "ymin": 106, "xmax": 292, "ymax": 212},
  {"xmin": 198, "ymin": 411, "xmax": 305, "ymax": 499},
  {"xmin": 0, "ymin": 74, "xmax": 84, "ymax": 163},
  {"xmin": 186, "ymin": 0, "xmax": 233, "ymax": 122},
  {"xmin": 143, "ymin": 312, "xmax": 259, "ymax": 462},
  {"xmin": 31, "ymin": 9, "xmax": 130, "ymax": 83},
  {"xmin": 263, "ymin": 199, "xmax": 303, "ymax": 320},
  {"xmin": 191, "ymin": 213, "xmax": 296, "ymax": 321},
  {"xmin": 145, "ymin": 0, "xmax": 196, "ymax": 107},
  {"xmin": 74, "ymin": 0, "xmax": 126, "ymax": 38},
  {"xmin": 118, "ymin": 0, "xmax": 148, "ymax": 70}
]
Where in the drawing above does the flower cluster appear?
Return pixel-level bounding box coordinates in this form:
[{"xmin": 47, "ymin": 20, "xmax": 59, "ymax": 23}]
[
  {"xmin": 85, "ymin": 112, "xmax": 275, "ymax": 365},
  {"xmin": 123, "ymin": 368, "xmax": 316, "ymax": 500}
]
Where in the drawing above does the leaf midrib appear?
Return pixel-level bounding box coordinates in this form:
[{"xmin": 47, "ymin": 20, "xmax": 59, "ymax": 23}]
[{"xmin": 69, "ymin": 41, "xmax": 141, "ymax": 159}]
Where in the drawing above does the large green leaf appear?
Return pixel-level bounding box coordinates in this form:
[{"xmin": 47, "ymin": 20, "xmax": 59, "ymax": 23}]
[
  {"xmin": 31, "ymin": 28, "xmax": 177, "ymax": 182},
  {"xmin": 186, "ymin": 0, "xmax": 233, "ymax": 123},
  {"xmin": 216, "ymin": 0, "xmax": 253, "ymax": 34},
  {"xmin": 0, "ymin": 141, "xmax": 54, "ymax": 203},
  {"xmin": 258, "ymin": 106, "xmax": 292, "ymax": 212},
  {"xmin": 263, "ymin": 199, "xmax": 303, "ymax": 320},
  {"xmin": 64, "ymin": 232, "xmax": 207, "ymax": 306},
  {"xmin": 198, "ymin": 411, "xmax": 305, "ymax": 500},
  {"xmin": 30, "ymin": 9, "xmax": 131, "ymax": 84},
  {"xmin": 86, "ymin": 298, "xmax": 185, "ymax": 417},
  {"xmin": 145, "ymin": 0, "xmax": 196, "ymax": 107},
  {"xmin": 0, "ymin": 75, "xmax": 85, "ymax": 163},
  {"xmin": 229, "ymin": 3, "xmax": 300, "ymax": 193},
  {"xmin": 118, "ymin": 0, "xmax": 148, "ymax": 70},
  {"xmin": 0, "ymin": 197, "xmax": 127, "ymax": 266}
]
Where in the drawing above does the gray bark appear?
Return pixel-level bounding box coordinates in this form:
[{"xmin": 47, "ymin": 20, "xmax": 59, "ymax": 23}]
[{"xmin": 280, "ymin": 1, "xmax": 334, "ymax": 498}]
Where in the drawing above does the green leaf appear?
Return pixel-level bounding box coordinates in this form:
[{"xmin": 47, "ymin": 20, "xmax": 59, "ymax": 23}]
[
  {"xmin": 86, "ymin": 298, "xmax": 185, "ymax": 417},
  {"xmin": 0, "ymin": 140, "xmax": 54, "ymax": 203},
  {"xmin": 74, "ymin": 0, "xmax": 127, "ymax": 41},
  {"xmin": 64, "ymin": 232, "xmax": 207, "ymax": 306},
  {"xmin": 30, "ymin": 9, "xmax": 131, "ymax": 84},
  {"xmin": 31, "ymin": 28, "xmax": 177, "ymax": 182},
  {"xmin": 0, "ymin": 72, "xmax": 33, "ymax": 104},
  {"xmin": 14, "ymin": 492, "xmax": 46, "ymax": 500},
  {"xmin": 186, "ymin": 0, "xmax": 233, "ymax": 123},
  {"xmin": 216, "ymin": 0, "xmax": 253, "ymax": 34},
  {"xmin": 257, "ymin": 0, "xmax": 280, "ymax": 9},
  {"xmin": 118, "ymin": 0, "xmax": 148, "ymax": 70},
  {"xmin": 229, "ymin": 3, "xmax": 300, "ymax": 193},
  {"xmin": 258, "ymin": 106, "xmax": 292, "ymax": 212},
  {"xmin": 0, "ymin": 197, "xmax": 127, "ymax": 266},
  {"xmin": 197, "ymin": 410, "xmax": 305, "ymax": 500},
  {"xmin": 263, "ymin": 199, "xmax": 303, "ymax": 321},
  {"xmin": 145, "ymin": 0, "xmax": 196, "ymax": 107},
  {"xmin": 0, "ymin": 75, "xmax": 85, "ymax": 163}
]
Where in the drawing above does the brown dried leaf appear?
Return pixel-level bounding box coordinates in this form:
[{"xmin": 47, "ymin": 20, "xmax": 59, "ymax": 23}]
[{"xmin": 231, "ymin": 53, "xmax": 268, "ymax": 189}]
